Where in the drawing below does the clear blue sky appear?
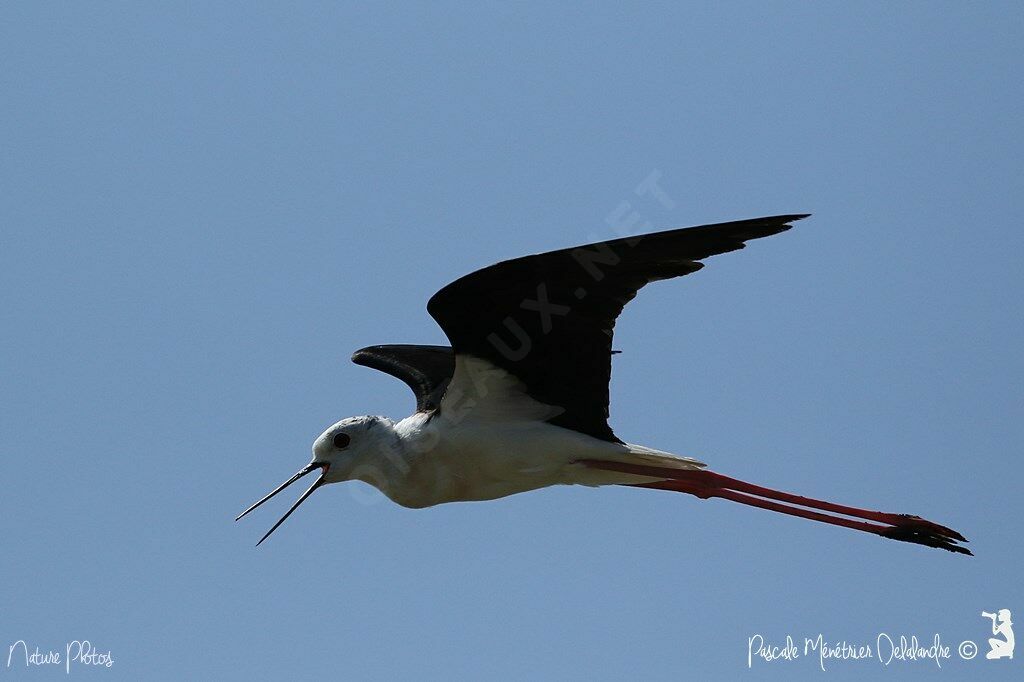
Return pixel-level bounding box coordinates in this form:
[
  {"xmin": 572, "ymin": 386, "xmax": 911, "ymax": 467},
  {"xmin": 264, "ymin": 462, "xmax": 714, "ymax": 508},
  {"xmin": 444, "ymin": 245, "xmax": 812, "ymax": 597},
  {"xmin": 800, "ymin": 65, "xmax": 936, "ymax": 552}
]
[{"xmin": 2, "ymin": 3, "xmax": 1021, "ymax": 680}]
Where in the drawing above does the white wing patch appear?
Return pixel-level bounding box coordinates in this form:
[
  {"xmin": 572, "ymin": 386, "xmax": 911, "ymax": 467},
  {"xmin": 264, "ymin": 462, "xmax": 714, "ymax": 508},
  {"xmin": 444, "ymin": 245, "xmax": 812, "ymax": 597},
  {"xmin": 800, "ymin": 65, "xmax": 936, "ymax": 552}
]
[{"xmin": 439, "ymin": 355, "xmax": 563, "ymax": 424}]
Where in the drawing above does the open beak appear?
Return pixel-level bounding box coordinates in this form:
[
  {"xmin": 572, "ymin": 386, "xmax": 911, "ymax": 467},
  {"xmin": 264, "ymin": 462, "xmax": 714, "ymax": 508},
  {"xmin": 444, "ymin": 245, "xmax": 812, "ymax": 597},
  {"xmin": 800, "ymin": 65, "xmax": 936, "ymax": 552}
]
[{"xmin": 235, "ymin": 462, "xmax": 330, "ymax": 546}]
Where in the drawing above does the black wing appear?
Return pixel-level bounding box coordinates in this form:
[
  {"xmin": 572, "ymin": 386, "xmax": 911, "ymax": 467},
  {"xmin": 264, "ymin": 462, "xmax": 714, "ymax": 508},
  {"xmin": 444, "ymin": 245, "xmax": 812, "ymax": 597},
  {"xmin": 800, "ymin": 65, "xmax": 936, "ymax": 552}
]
[
  {"xmin": 426, "ymin": 214, "xmax": 808, "ymax": 442},
  {"xmin": 351, "ymin": 344, "xmax": 455, "ymax": 413}
]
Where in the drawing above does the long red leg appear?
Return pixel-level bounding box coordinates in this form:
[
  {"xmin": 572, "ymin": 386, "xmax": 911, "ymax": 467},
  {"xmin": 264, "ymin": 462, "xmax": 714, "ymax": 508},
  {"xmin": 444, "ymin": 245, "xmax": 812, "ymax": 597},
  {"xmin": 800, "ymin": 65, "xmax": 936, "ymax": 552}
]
[{"xmin": 578, "ymin": 460, "xmax": 970, "ymax": 555}]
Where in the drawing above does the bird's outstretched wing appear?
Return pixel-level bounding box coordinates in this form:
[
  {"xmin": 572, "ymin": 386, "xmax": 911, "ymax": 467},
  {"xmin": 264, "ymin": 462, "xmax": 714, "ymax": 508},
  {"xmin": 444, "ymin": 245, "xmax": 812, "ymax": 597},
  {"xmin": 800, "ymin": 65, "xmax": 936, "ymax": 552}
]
[
  {"xmin": 351, "ymin": 344, "xmax": 455, "ymax": 413},
  {"xmin": 426, "ymin": 214, "xmax": 808, "ymax": 442}
]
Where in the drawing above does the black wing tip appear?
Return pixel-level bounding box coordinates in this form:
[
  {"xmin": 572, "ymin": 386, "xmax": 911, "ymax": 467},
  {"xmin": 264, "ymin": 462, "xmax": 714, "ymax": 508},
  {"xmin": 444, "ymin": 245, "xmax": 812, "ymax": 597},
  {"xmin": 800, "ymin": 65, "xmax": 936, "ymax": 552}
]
[
  {"xmin": 351, "ymin": 344, "xmax": 403, "ymax": 365},
  {"xmin": 351, "ymin": 344, "xmax": 392, "ymax": 361},
  {"xmin": 676, "ymin": 213, "xmax": 809, "ymax": 253},
  {"xmin": 712, "ymin": 212, "xmax": 810, "ymax": 226},
  {"xmin": 771, "ymin": 213, "xmax": 810, "ymax": 231},
  {"xmin": 350, "ymin": 347, "xmax": 380, "ymax": 368},
  {"xmin": 352, "ymin": 344, "xmax": 452, "ymax": 358},
  {"xmin": 736, "ymin": 213, "xmax": 811, "ymax": 237}
]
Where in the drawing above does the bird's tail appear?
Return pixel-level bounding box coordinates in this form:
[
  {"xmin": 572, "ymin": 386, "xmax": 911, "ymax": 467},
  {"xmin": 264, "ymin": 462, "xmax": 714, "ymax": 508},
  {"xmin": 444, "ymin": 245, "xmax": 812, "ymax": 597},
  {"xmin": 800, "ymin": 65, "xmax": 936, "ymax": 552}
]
[{"xmin": 620, "ymin": 442, "xmax": 706, "ymax": 470}]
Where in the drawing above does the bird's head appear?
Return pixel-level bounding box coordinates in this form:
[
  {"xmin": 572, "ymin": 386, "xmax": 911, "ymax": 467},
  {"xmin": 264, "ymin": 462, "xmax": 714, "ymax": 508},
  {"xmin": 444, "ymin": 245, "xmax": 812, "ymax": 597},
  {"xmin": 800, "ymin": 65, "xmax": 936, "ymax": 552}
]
[
  {"xmin": 311, "ymin": 415, "xmax": 400, "ymax": 483},
  {"xmin": 235, "ymin": 415, "xmax": 396, "ymax": 545}
]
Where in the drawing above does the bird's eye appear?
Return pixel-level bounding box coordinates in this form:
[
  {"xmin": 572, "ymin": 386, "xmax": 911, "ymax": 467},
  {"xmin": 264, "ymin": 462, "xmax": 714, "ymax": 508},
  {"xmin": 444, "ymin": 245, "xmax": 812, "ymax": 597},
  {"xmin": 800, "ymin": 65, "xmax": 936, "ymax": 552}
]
[{"xmin": 332, "ymin": 433, "xmax": 350, "ymax": 449}]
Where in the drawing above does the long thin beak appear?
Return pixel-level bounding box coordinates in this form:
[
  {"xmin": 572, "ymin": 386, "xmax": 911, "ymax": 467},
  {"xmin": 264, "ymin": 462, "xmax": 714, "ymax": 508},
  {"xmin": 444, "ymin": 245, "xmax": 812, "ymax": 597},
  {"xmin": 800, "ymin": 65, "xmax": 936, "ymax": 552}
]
[{"xmin": 235, "ymin": 462, "xmax": 330, "ymax": 546}]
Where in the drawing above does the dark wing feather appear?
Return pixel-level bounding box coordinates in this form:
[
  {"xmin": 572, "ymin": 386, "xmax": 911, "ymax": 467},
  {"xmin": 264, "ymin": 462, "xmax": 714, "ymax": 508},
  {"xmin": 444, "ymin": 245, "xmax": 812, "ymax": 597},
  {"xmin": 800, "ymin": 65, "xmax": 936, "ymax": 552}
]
[
  {"xmin": 426, "ymin": 214, "xmax": 808, "ymax": 442},
  {"xmin": 351, "ymin": 344, "xmax": 455, "ymax": 412}
]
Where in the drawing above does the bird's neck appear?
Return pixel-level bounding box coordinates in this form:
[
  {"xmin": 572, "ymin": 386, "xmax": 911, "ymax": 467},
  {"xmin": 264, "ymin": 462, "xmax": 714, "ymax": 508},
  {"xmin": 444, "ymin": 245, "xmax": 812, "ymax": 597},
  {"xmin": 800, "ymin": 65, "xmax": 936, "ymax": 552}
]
[
  {"xmin": 352, "ymin": 412, "xmax": 442, "ymax": 508},
  {"xmin": 341, "ymin": 416, "xmax": 412, "ymax": 495}
]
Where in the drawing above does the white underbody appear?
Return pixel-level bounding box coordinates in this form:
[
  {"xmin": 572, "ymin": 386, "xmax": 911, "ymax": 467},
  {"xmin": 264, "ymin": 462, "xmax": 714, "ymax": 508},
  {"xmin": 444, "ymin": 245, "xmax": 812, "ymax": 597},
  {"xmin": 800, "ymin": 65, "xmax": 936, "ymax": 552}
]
[
  {"xmin": 332, "ymin": 356, "xmax": 705, "ymax": 509},
  {"xmin": 383, "ymin": 413, "xmax": 704, "ymax": 508}
]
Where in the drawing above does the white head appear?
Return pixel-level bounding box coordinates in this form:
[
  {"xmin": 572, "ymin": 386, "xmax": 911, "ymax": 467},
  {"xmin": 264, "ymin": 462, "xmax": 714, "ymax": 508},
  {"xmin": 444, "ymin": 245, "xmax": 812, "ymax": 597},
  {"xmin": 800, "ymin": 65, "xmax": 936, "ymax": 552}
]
[{"xmin": 236, "ymin": 415, "xmax": 398, "ymax": 545}]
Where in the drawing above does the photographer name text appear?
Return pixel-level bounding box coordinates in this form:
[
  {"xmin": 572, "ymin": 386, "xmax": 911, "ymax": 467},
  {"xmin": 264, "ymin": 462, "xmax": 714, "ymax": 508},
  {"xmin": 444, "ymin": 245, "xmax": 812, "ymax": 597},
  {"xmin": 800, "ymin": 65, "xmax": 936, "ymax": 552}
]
[{"xmin": 748, "ymin": 633, "xmax": 952, "ymax": 671}]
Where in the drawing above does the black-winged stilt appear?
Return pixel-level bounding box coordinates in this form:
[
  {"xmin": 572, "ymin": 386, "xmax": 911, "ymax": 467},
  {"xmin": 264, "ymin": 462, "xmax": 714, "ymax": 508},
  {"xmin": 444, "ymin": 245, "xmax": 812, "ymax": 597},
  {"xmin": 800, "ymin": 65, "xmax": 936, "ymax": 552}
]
[{"xmin": 237, "ymin": 214, "xmax": 969, "ymax": 555}]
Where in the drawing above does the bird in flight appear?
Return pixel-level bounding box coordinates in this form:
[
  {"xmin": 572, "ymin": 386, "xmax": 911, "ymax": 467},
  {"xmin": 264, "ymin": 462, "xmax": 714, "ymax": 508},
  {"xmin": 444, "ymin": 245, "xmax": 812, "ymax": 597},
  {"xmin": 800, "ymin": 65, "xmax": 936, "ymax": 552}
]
[{"xmin": 237, "ymin": 214, "xmax": 969, "ymax": 554}]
